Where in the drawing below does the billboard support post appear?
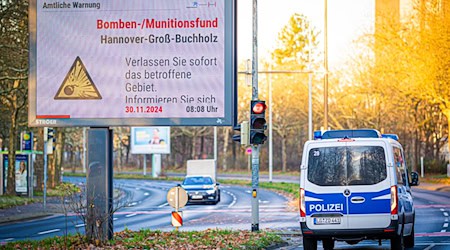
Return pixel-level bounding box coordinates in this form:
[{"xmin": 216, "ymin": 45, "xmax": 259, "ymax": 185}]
[{"xmin": 87, "ymin": 128, "xmax": 113, "ymax": 241}]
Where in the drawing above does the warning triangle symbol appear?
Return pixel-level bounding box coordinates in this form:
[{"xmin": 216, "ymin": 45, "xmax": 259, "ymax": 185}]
[{"xmin": 54, "ymin": 57, "xmax": 102, "ymax": 100}]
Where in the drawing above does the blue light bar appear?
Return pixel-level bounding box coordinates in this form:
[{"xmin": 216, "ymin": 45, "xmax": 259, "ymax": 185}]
[
  {"xmin": 382, "ymin": 134, "xmax": 399, "ymax": 141},
  {"xmin": 321, "ymin": 129, "xmax": 382, "ymax": 139},
  {"xmin": 313, "ymin": 130, "xmax": 322, "ymax": 140}
]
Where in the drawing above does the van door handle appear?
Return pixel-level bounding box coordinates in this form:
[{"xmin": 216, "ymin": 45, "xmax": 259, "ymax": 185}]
[{"xmin": 350, "ymin": 197, "xmax": 365, "ymax": 203}]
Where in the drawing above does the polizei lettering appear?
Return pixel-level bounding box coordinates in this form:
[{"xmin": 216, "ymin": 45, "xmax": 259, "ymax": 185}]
[
  {"xmin": 309, "ymin": 203, "xmax": 344, "ymax": 212},
  {"xmin": 175, "ymin": 33, "xmax": 218, "ymax": 43}
]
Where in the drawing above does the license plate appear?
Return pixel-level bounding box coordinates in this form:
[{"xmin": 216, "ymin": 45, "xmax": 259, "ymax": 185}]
[
  {"xmin": 191, "ymin": 195, "xmax": 203, "ymax": 199},
  {"xmin": 314, "ymin": 217, "xmax": 341, "ymax": 225}
]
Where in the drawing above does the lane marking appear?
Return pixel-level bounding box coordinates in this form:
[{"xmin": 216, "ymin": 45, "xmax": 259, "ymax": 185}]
[
  {"xmin": 125, "ymin": 213, "xmax": 137, "ymax": 218},
  {"xmin": 0, "ymin": 238, "xmax": 14, "ymax": 242},
  {"xmin": 444, "ymin": 212, "xmax": 449, "ymax": 217},
  {"xmin": 424, "ymin": 244, "xmax": 436, "ymax": 250},
  {"xmin": 144, "ymin": 192, "xmax": 150, "ymax": 196},
  {"xmin": 113, "ymin": 218, "xmax": 118, "ymax": 221},
  {"xmin": 440, "ymin": 208, "xmax": 445, "ymax": 212},
  {"xmin": 158, "ymin": 202, "xmax": 168, "ymax": 208},
  {"xmin": 75, "ymin": 223, "xmax": 85, "ymax": 228},
  {"xmin": 224, "ymin": 190, "xmax": 237, "ymax": 208},
  {"xmin": 37, "ymin": 229, "xmax": 61, "ymax": 235},
  {"xmin": 441, "ymin": 230, "xmax": 447, "ymax": 233},
  {"xmin": 444, "ymin": 223, "xmax": 449, "ymax": 228}
]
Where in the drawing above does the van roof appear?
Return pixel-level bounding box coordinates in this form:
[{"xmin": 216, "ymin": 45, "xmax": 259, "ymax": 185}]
[{"xmin": 314, "ymin": 129, "xmax": 399, "ymax": 141}]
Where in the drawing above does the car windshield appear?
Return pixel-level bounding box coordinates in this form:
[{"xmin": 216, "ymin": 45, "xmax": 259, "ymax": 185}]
[
  {"xmin": 183, "ymin": 176, "xmax": 213, "ymax": 185},
  {"xmin": 307, "ymin": 146, "xmax": 387, "ymax": 186}
]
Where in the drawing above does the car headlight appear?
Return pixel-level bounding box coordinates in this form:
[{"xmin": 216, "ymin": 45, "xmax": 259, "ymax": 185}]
[{"xmin": 206, "ymin": 189, "xmax": 216, "ymax": 194}]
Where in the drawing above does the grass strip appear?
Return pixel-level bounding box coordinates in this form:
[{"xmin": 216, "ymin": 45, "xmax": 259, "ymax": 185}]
[{"xmin": 2, "ymin": 229, "xmax": 283, "ymax": 249}]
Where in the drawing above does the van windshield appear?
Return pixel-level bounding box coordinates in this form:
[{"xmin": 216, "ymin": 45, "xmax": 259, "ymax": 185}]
[{"xmin": 307, "ymin": 146, "xmax": 387, "ymax": 186}]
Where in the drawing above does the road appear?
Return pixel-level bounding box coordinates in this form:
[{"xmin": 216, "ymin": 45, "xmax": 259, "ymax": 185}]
[
  {"xmin": 0, "ymin": 177, "xmax": 449, "ymax": 250},
  {"xmin": 0, "ymin": 177, "xmax": 296, "ymax": 242}
]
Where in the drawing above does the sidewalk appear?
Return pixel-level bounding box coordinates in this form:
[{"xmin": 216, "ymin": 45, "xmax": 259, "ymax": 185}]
[
  {"xmin": 414, "ymin": 182, "xmax": 450, "ymax": 192},
  {"xmin": 0, "ymin": 197, "xmax": 64, "ymax": 224}
]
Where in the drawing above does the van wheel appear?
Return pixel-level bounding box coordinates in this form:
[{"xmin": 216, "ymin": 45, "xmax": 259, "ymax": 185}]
[
  {"xmin": 404, "ymin": 226, "xmax": 415, "ymax": 248},
  {"xmin": 303, "ymin": 237, "xmax": 317, "ymax": 250},
  {"xmin": 323, "ymin": 239, "xmax": 334, "ymax": 250},
  {"xmin": 391, "ymin": 234, "xmax": 404, "ymax": 250}
]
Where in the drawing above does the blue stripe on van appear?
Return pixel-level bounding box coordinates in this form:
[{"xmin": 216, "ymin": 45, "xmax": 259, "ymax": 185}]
[
  {"xmin": 348, "ymin": 188, "xmax": 391, "ymax": 214},
  {"xmin": 305, "ymin": 188, "xmax": 391, "ymax": 215}
]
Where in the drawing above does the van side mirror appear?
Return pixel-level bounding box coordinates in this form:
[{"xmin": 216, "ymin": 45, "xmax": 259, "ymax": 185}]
[{"xmin": 410, "ymin": 171, "xmax": 420, "ymax": 186}]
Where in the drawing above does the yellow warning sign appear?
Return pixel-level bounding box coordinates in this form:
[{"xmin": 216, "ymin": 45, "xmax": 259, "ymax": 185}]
[{"xmin": 54, "ymin": 57, "xmax": 102, "ymax": 100}]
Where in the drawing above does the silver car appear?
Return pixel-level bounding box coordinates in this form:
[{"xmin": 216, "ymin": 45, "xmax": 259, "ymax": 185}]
[{"xmin": 181, "ymin": 175, "xmax": 220, "ymax": 204}]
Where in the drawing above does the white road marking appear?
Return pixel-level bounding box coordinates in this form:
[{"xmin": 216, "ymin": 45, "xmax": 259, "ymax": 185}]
[
  {"xmin": 37, "ymin": 229, "xmax": 61, "ymax": 235},
  {"xmin": 444, "ymin": 223, "xmax": 449, "ymax": 228},
  {"xmin": 158, "ymin": 202, "xmax": 168, "ymax": 208},
  {"xmin": 75, "ymin": 223, "xmax": 85, "ymax": 228},
  {"xmin": 444, "ymin": 212, "xmax": 449, "ymax": 217},
  {"xmin": 440, "ymin": 208, "xmax": 445, "ymax": 212},
  {"xmin": 113, "ymin": 217, "xmax": 118, "ymax": 221},
  {"xmin": 423, "ymin": 244, "xmax": 436, "ymax": 250},
  {"xmin": 144, "ymin": 192, "xmax": 150, "ymax": 196},
  {"xmin": 0, "ymin": 238, "xmax": 14, "ymax": 242},
  {"xmin": 125, "ymin": 213, "xmax": 137, "ymax": 218},
  {"xmin": 224, "ymin": 190, "xmax": 237, "ymax": 208}
]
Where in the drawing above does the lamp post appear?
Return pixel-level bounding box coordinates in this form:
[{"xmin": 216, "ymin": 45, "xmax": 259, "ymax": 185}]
[{"xmin": 324, "ymin": 0, "xmax": 329, "ymax": 130}]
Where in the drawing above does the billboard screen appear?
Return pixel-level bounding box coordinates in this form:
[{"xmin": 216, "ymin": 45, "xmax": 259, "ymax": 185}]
[
  {"xmin": 131, "ymin": 127, "xmax": 171, "ymax": 154},
  {"xmin": 29, "ymin": 0, "xmax": 236, "ymax": 127}
]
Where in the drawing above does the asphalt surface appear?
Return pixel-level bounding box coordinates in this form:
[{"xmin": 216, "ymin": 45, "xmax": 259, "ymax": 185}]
[
  {"xmin": 0, "ymin": 175, "xmax": 450, "ymax": 249},
  {"xmin": 1, "ymin": 174, "xmax": 448, "ymax": 225}
]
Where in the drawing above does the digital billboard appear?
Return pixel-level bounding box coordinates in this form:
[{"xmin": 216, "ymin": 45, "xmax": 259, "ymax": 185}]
[{"xmin": 29, "ymin": 0, "xmax": 236, "ymax": 127}]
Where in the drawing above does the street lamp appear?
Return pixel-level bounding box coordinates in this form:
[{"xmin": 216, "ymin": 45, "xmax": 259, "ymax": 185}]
[{"xmin": 324, "ymin": 0, "xmax": 329, "ymax": 130}]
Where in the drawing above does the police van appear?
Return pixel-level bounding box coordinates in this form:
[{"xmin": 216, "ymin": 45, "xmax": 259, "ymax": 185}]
[{"xmin": 299, "ymin": 129, "xmax": 419, "ymax": 250}]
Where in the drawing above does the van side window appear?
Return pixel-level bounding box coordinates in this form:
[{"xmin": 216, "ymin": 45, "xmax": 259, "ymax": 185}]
[
  {"xmin": 393, "ymin": 147, "xmax": 406, "ymax": 185},
  {"xmin": 307, "ymin": 146, "xmax": 387, "ymax": 186}
]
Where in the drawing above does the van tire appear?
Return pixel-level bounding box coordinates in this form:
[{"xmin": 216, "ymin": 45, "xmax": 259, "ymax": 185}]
[
  {"xmin": 404, "ymin": 226, "xmax": 414, "ymax": 248},
  {"xmin": 323, "ymin": 239, "xmax": 334, "ymax": 250},
  {"xmin": 391, "ymin": 234, "xmax": 404, "ymax": 250},
  {"xmin": 303, "ymin": 237, "xmax": 317, "ymax": 250}
]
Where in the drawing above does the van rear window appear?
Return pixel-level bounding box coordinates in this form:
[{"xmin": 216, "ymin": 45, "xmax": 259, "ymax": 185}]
[{"xmin": 307, "ymin": 146, "xmax": 387, "ymax": 186}]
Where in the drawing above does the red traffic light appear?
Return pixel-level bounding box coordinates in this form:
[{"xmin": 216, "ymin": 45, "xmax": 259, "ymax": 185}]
[{"xmin": 252, "ymin": 102, "xmax": 266, "ymax": 114}]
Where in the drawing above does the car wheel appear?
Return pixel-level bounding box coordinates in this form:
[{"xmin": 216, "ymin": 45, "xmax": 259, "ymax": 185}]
[
  {"xmin": 218, "ymin": 192, "xmax": 221, "ymax": 202},
  {"xmin": 323, "ymin": 238, "xmax": 334, "ymax": 250},
  {"xmin": 303, "ymin": 237, "xmax": 317, "ymax": 250},
  {"xmin": 391, "ymin": 234, "xmax": 404, "ymax": 250},
  {"xmin": 404, "ymin": 226, "xmax": 414, "ymax": 248}
]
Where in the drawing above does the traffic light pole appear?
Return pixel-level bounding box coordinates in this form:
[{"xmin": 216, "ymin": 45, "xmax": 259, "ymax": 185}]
[
  {"xmin": 251, "ymin": 0, "xmax": 259, "ymax": 232},
  {"xmin": 43, "ymin": 133, "xmax": 47, "ymax": 209}
]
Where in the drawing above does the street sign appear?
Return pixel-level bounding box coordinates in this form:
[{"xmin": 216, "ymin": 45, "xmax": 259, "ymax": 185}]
[
  {"xmin": 167, "ymin": 186, "xmax": 188, "ymax": 209},
  {"xmin": 29, "ymin": 0, "xmax": 237, "ymax": 127}
]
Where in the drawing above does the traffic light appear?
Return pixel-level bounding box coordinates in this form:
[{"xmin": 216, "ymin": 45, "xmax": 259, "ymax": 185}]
[
  {"xmin": 250, "ymin": 100, "xmax": 267, "ymax": 144},
  {"xmin": 232, "ymin": 121, "xmax": 249, "ymax": 146},
  {"xmin": 44, "ymin": 127, "xmax": 55, "ymax": 154}
]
